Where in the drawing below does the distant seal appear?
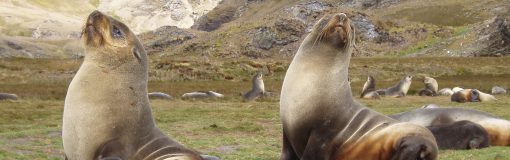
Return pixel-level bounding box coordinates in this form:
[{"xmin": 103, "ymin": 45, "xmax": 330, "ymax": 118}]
[
  {"xmin": 0, "ymin": 93, "xmax": 18, "ymax": 100},
  {"xmin": 376, "ymin": 75, "xmax": 413, "ymax": 98},
  {"xmin": 492, "ymin": 86, "xmax": 507, "ymax": 95},
  {"xmin": 360, "ymin": 75, "xmax": 380, "ymax": 99},
  {"xmin": 148, "ymin": 92, "xmax": 172, "ymax": 100},
  {"xmin": 182, "ymin": 91, "xmax": 224, "ymax": 99},
  {"xmin": 451, "ymin": 89, "xmax": 496, "ymax": 103},
  {"xmin": 421, "ymin": 104, "xmax": 440, "ymax": 109},
  {"xmin": 389, "ymin": 107, "xmax": 510, "ymax": 146},
  {"xmin": 427, "ymin": 120, "xmax": 489, "ymax": 150},
  {"xmin": 243, "ymin": 71, "xmax": 265, "ymax": 101},
  {"xmin": 280, "ymin": 13, "xmax": 437, "ymax": 160},
  {"xmin": 418, "ymin": 77, "xmax": 438, "ymax": 96},
  {"xmin": 452, "ymin": 87, "xmax": 464, "ymax": 93},
  {"xmin": 438, "ymin": 88, "xmax": 454, "ymax": 96},
  {"xmin": 63, "ymin": 11, "xmax": 217, "ymax": 160}
]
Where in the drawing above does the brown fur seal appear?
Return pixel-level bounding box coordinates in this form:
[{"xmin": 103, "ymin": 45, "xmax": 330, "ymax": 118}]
[
  {"xmin": 376, "ymin": 75, "xmax": 413, "ymax": 98},
  {"xmin": 182, "ymin": 91, "xmax": 224, "ymax": 99},
  {"xmin": 280, "ymin": 13, "xmax": 437, "ymax": 160},
  {"xmin": 148, "ymin": 92, "xmax": 173, "ymax": 100},
  {"xmin": 451, "ymin": 89, "xmax": 497, "ymax": 103},
  {"xmin": 63, "ymin": 11, "xmax": 218, "ymax": 160},
  {"xmin": 360, "ymin": 75, "xmax": 380, "ymax": 99},
  {"xmin": 389, "ymin": 107, "xmax": 510, "ymax": 146},
  {"xmin": 492, "ymin": 86, "xmax": 507, "ymax": 95},
  {"xmin": 418, "ymin": 77, "xmax": 438, "ymax": 96},
  {"xmin": 0, "ymin": 93, "xmax": 18, "ymax": 100},
  {"xmin": 426, "ymin": 120, "xmax": 489, "ymax": 150},
  {"xmin": 243, "ymin": 71, "xmax": 265, "ymax": 101}
]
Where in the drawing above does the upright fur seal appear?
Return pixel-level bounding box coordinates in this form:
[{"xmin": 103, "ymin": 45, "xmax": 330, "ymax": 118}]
[
  {"xmin": 376, "ymin": 75, "xmax": 413, "ymax": 98},
  {"xmin": 418, "ymin": 77, "xmax": 438, "ymax": 96},
  {"xmin": 389, "ymin": 107, "xmax": 510, "ymax": 146},
  {"xmin": 451, "ymin": 89, "xmax": 497, "ymax": 103},
  {"xmin": 280, "ymin": 13, "xmax": 437, "ymax": 160},
  {"xmin": 0, "ymin": 93, "xmax": 18, "ymax": 100},
  {"xmin": 427, "ymin": 120, "xmax": 489, "ymax": 150},
  {"xmin": 360, "ymin": 75, "xmax": 380, "ymax": 99},
  {"xmin": 63, "ymin": 11, "xmax": 216, "ymax": 160},
  {"xmin": 243, "ymin": 71, "xmax": 265, "ymax": 101}
]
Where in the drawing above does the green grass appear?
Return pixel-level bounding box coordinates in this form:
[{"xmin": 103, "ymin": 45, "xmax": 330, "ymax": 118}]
[
  {"xmin": 0, "ymin": 57, "xmax": 509, "ymax": 159},
  {"xmin": 0, "ymin": 95, "xmax": 509, "ymax": 159}
]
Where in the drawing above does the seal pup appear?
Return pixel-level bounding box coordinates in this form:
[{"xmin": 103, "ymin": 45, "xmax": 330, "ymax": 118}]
[
  {"xmin": 243, "ymin": 71, "xmax": 265, "ymax": 101},
  {"xmin": 0, "ymin": 93, "xmax": 18, "ymax": 100},
  {"xmin": 418, "ymin": 77, "xmax": 438, "ymax": 96},
  {"xmin": 280, "ymin": 13, "xmax": 437, "ymax": 160},
  {"xmin": 492, "ymin": 86, "xmax": 507, "ymax": 95},
  {"xmin": 451, "ymin": 89, "xmax": 496, "ymax": 103},
  {"xmin": 360, "ymin": 75, "xmax": 380, "ymax": 99},
  {"xmin": 452, "ymin": 87, "xmax": 464, "ymax": 93},
  {"xmin": 389, "ymin": 107, "xmax": 510, "ymax": 146},
  {"xmin": 63, "ymin": 11, "xmax": 217, "ymax": 160},
  {"xmin": 427, "ymin": 120, "xmax": 490, "ymax": 150},
  {"xmin": 148, "ymin": 92, "xmax": 173, "ymax": 100},
  {"xmin": 438, "ymin": 88, "xmax": 454, "ymax": 96},
  {"xmin": 182, "ymin": 91, "xmax": 224, "ymax": 99},
  {"xmin": 376, "ymin": 75, "xmax": 413, "ymax": 98}
]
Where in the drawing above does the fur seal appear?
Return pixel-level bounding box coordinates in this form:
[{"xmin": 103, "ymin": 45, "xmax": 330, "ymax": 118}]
[
  {"xmin": 376, "ymin": 75, "xmax": 413, "ymax": 98},
  {"xmin": 451, "ymin": 89, "xmax": 497, "ymax": 103},
  {"xmin": 280, "ymin": 13, "xmax": 437, "ymax": 160},
  {"xmin": 360, "ymin": 75, "xmax": 380, "ymax": 99},
  {"xmin": 492, "ymin": 86, "xmax": 507, "ymax": 95},
  {"xmin": 0, "ymin": 93, "xmax": 18, "ymax": 100},
  {"xmin": 418, "ymin": 77, "xmax": 438, "ymax": 96},
  {"xmin": 438, "ymin": 88, "xmax": 454, "ymax": 96},
  {"xmin": 452, "ymin": 87, "xmax": 464, "ymax": 93},
  {"xmin": 421, "ymin": 104, "xmax": 440, "ymax": 109},
  {"xmin": 182, "ymin": 91, "xmax": 224, "ymax": 99},
  {"xmin": 243, "ymin": 71, "xmax": 265, "ymax": 101},
  {"xmin": 63, "ymin": 11, "xmax": 217, "ymax": 160},
  {"xmin": 148, "ymin": 92, "xmax": 173, "ymax": 100},
  {"xmin": 426, "ymin": 120, "xmax": 490, "ymax": 150},
  {"xmin": 389, "ymin": 107, "xmax": 510, "ymax": 146}
]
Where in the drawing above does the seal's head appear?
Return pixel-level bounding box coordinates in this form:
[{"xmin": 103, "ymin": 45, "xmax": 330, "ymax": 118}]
[
  {"xmin": 81, "ymin": 10, "xmax": 145, "ymax": 65},
  {"xmin": 470, "ymin": 89, "xmax": 480, "ymax": 102},
  {"xmin": 255, "ymin": 71, "xmax": 263, "ymax": 80},
  {"xmin": 307, "ymin": 13, "xmax": 355, "ymax": 53},
  {"xmin": 405, "ymin": 75, "xmax": 413, "ymax": 81}
]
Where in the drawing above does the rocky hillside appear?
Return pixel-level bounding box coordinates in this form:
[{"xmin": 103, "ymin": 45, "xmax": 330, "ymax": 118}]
[{"xmin": 0, "ymin": 0, "xmax": 509, "ymax": 58}]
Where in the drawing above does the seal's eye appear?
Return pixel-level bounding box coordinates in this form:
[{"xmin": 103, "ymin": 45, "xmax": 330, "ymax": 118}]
[{"xmin": 112, "ymin": 26, "xmax": 123, "ymax": 38}]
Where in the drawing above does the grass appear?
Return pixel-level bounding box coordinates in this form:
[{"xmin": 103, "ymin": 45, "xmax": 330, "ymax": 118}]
[
  {"xmin": 0, "ymin": 95, "xmax": 509, "ymax": 159},
  {"xmin": 0, "ymin": 57, "xmax": 509, "ymax": 159}
]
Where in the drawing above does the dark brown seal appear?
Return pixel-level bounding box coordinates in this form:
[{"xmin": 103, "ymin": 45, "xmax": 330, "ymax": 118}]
[
  {"xmin": 63, "ymin": 11, "xmax": 218, "ymax": 160},
  {"xmin": 427, "ymin": 120, "xmax": 490, "ymax": 150},
  {"xmin": 280, "ymin": 13, "xmax": 438, "ymax": 160},
  {"xmin": 389, "ymin": 107, "xmax": 510, "ymax": 146}
]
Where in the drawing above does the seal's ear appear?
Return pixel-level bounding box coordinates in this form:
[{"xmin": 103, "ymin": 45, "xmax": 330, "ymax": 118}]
[{"xmin": 132, "ymin": 47, "xmax": 142, "ymax": 63}]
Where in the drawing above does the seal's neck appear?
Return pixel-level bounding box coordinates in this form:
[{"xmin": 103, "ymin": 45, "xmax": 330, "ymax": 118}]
[{"xmin": 284, "ymin": 39, "xmax": 353, "ymax": 101}]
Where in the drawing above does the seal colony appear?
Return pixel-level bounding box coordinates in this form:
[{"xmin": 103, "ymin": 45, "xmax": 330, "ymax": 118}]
[
  {"xmin": 280, "ymin": 13, "xmax": 437, "ymax": 160},
  {"xmin": 450, "ymin": 89, "xmax": 497, "ymax": 102},
  {"xmin": 389, "ymin": 107, "xmax": 510, "ymax": 146},
  {"xmin": 63, "ymin": 11, "xmax": 216, "ymax": 160}
]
